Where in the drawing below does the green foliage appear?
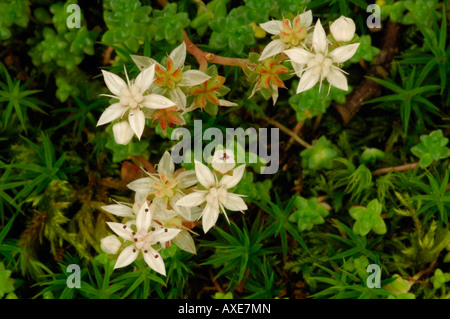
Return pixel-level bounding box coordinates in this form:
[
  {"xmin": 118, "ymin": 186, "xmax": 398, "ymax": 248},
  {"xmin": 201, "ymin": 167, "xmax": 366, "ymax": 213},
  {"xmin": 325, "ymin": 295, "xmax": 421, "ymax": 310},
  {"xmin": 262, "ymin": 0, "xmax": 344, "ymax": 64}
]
[
  {"xmin": 410, "ymin": 130, "xmax": 450, "ymax": 168},
  {"xmin": 349, "ymin": 199, "xmax": 387, "ymax": 236},
  {"xmin": 0, "ymin": 70, "xmax": 47, "ymax": 133},
  {"xmin": 288, "ymin": 196, "xmax": 329, "ymax": 232},
  {"xmin": 0, "ymin": 0, "xmax": 29, "ymax": 40},
  {"xmin": 300, "ymin": 136, "xmax": 338, "ymax": 170},
  {"xmin": 152, "ymin": 3, "xmax": 190, "ymax": 45},
  {"xmin": 102, "ymin": 0, "xmax": 152, "ymax": 52}
]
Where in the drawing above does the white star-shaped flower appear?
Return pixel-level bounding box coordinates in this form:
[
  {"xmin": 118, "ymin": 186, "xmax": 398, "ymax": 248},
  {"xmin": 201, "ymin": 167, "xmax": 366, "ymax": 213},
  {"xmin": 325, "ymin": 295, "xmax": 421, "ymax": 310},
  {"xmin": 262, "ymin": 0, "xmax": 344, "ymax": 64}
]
[
  {"xmin": 127, "ymin": 151, "xmax": 198, "ymax": 220},
  {"xmin": 131, "ymin": 42, "xmax": 210, "ymax": 110},
  {"xmin": 284, "ymin": 19, "xmax": 360, "ymax": 94},
  {"xmin": 98, "ymin": 64, "xmax": 176, "ymax": 144},
  {"xmin": 106, "ymin": 201, "xmax": 181, "ymax": 275},
  {"xmin": 258, "ymin": 10, "xmax": 313, "ymax": 61},
  {"xmin": 176, "ymin": 161, "xmax": 247, "ymax": 233}
]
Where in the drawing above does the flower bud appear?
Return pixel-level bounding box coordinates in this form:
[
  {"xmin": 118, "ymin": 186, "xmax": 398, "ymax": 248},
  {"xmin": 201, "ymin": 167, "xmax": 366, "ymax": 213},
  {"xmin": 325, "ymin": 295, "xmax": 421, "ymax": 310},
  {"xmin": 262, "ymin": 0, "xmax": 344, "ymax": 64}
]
[
  {"xmin": 330, "ymin": 16, "xmax": 355, "ymax": 42},
  {"xmin": 211, "ymin": 149, "xmax": 235, "ymax": 174},
  {"xmin": 100, "ymin": 235, "xmax": 121, "ymax": 254},
  {"xmin": 112, "ymin": 121, "xmax": 134, "ymax": 145}
]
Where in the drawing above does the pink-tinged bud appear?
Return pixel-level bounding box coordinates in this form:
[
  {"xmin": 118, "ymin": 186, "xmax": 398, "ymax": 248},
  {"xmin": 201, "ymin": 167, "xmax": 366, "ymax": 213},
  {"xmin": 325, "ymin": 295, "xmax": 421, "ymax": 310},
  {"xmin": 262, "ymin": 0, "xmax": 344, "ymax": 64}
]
[
  {"xmin": 101, "ymin": 235, "xmax": 121, "ymax": 254},
  {"xmin": 330, "ymin": 16, "xmax": 356, "ymax": 42},
  {"xmin": 112, "ymin": 121, "xmax": 134, "ymax": 145}
]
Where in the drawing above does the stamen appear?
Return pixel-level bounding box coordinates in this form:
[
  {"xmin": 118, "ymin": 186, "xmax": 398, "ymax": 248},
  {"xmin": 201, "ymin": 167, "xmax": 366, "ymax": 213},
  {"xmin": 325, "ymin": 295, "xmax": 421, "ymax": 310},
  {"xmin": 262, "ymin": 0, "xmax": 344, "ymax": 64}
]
[
  {"xmin": 123, "ymin": 225, "xmax": 127, "ymax": 229},
  {"xmin": 154, "ymin": 255, "xmax": 159, "ymax": 259},
  {"xmin": 164, "ymin": 229, "xmax": 168, "ymax": 233},
  {"xmin": 133, "ymin": 249, "xmax": 136, "ymax": 253},
  {"xmin": 144, "ymin": 250, "xmax": 148, "ymax": 253}
]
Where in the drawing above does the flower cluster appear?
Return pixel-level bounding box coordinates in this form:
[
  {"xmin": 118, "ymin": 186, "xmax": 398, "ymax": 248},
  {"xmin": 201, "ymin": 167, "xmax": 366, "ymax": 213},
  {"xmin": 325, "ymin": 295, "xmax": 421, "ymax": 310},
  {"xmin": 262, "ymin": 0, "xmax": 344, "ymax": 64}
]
[
  {"xmin": 258, "ymin": 12, "xmax": 359, "ymax": 97},
  {"xmin": 100, "ymin": 149, "xmax": 248, "ymax": 274}
]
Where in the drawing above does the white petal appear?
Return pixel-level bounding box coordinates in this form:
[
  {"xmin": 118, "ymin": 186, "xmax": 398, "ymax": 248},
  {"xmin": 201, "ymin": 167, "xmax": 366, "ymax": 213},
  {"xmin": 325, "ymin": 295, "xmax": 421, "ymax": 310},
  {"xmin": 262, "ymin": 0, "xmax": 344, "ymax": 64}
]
[
  {"xmin": 157, "ymin": 151, "xmax": 175, "ymax": 176},
  {"xmin": 97, "ymin": 103, "xmax": 127, "ymax": 126},
  {"xmin": 169, "ymin": 42, "xmax": 186, "ymax": 70},
  {"xmin": 169, "ymin": 87, "xmax": 187, "ymax": 109},
  {"xmin": 142, "ymin": 94, "xmax": 176, "ymax": 109},
  {"xmin": 170, "ymin": 194, "xmax": 192, "ymax": 220},
  {"xmin": 297, "ymin": 68, "xmax": 320, "ymax": 93},
  {"xmin": 114, "ymin": 245, "xmax": 138, "ymax": 269},
  {"xmin": 259, "ymin": 20, "xmax": 282, "ymax": 35},
  {"xmin": 201, "ymin": 203, "xmax": 220, "ymax": 233},
  {"xmin": 195, "ymin": 161, "xmax": 216, "ymax": 188},
  {"xmin": 173, "ymin": 231, "xmax": 196, "ymax": 254},
  {"xmin": 291, "ymin": 61, "xmax": 305, "ymax": 76},
  {"xmin": 101, "ymin": 204, "xmax": 134, "ymax": 218},
  {"xmin": 258, "ymin": 39, "xmax": 285, "ymax": 61},
  {"xmin": 326, "ymin": 67, "xmax": 349, "ymax": 91},
  {"xmin": 131, "ymin": 55, "xmax": 159, "ymax": 71},
  {"xmin": 112, "ymin": 121, "xmax": 134, "ymax": 145},
  {"xmin": 176, "ymin": 191, "xmax": 207, "ymax": 208},
  {"xmin": 328, "ymin": 43, "xmax": 360, "ymax": 63},
  {"xmin": 312, "ymin": 19, "xmax": 327, "ymax": 54},
  {"xmin": 218, "ymin": 99, "xmax": 238, "ymax": 107},
  {"xmin": 135, "ymin": 64, "xmax": 155, "ymax": 93},
  {"xmin": 143, "ymin": 247, "xmax": 166, "ymax": 276},
  {"xmin": 127, "ymin": 177, "xmax": 154, "ymax": 193},
  {"xmin": 223, "ymin": 193, "xmax": 248, "ymax": 211},
  {"xmin": 107, "ymin": 222, "xmax": 133, "ymax": 241},
  {"xmin": 176, "ymin": 170, "xmax": 198, "ymax": 189},
  {"xmin": 128, "ymin": 109, "xmax": 145, "ymax": 140},
  {"xmin": 151, "ymin": 227, "xmax": 182, "ymax": 244},
  {"xmin": 218, "ymin": 164, "xmax": 245, "ymax": 189},
  {"xmin": 136, "ymin": 202, "xmax": 152, "ymax": 233},
  {"xmin": 178, "ymin": 70, "xmax": 210, "ymax": 87},
  {"xmin": 299, "ymin": 10, "xmax": 313, "ymax": 28},
  {"xmin": 284, "ymin": 48, "xmax": 314, "ymax": 65},
  {"xmin": 102, "ymin": 70, "xmax": 127, "ymax": 96}
]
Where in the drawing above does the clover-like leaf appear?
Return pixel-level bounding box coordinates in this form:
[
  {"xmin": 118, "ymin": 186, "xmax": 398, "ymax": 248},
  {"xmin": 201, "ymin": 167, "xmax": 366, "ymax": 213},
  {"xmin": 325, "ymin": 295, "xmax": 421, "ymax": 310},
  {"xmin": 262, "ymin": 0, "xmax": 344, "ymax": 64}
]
[
  {"xmin": 349, "ymin": 199, "xmax": 386, "ymax": 236},
  {"xmin": 300, "ymin": 136, "xmax": 338, "ymax": 170},
  {"xmin": 410, "ymin": 130, "xmax": 450, "ymax": 168},
  {"xmin": 288, "ymin": 197, "xmax": 329, "ymax": 232}
]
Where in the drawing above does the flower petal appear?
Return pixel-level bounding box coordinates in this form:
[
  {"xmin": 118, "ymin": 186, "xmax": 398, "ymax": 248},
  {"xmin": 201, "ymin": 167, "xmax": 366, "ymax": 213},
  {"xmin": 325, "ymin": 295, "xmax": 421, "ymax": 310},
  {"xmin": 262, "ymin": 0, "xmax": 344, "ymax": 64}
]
[
  {"xmin": 106, "ymin": 222, "xmax": 133, "ymax": 241},
  {"xmin": 135, "ymin": 64, "xmax": 155, "ymax": 93},
  {"xmin": 127, "ymin": 177, "xmax": 155, "ymax": 194},
  {"xmin": 178, "ymin": 70, "xmax": 210, "ymax": 87},
  {"xmin": 157, "ymin": 151, "xmax": 175, "ymax": 176},
  {"xmin": 136, "ymin": 202, "xmax": 152, "ymax": 233},
  {"xmin": 169, "ymin": 87, "xmax": 187, "ymax": 109},
  {"xmin": 328, "ymin": 43, "xmax": 360, "ymax": 63},
  {"xmin": 170, "ymin": 193, "xmax": 192, "ymax": 220},
  {"xmin": 259, "ymin": 20, "xmax": 282, "ymax": 35},
  {"xmin": 142, "ymin": 247, "xmax": 166, "ymax": 276},
  {"xmin": 112, "ymin": 121, "xmax": 134, "ymax": 145},
  {"xmin": 114, "ymin": 245, "xmax": 138, "ymax": 269},
  {"xmin": 223, "ymin": 193, "xmax": 248, "ymax": 211},
  {"xmin": 97, "ymin": 103, "xmax": 127, "ymax": 126},
  {"xmin": 312, "ymin": 19, "xmax": 327, "ymax": 54},
  {"xmin": 173, "ymin": 231, "xmax": 196, "ymax": 254},
  {"xmin": 195, "ymin": 160, "xmax": 216, "ymax": 188},
  {"xmin": 201, "ymin": 203, "xmax": 219, "ymax": 233},
  {"xmin": 297, "ymin": 68, "xmax": 320, "ymax": 93},
  {"xmin": 169, "ymin": 42, "xmax": 186, "ymax": 70},
  {"xmin": 102, "ymin": 70, "xmax": 127, "ymax": 96},
  {"xmin": 176, "ymin": 191, "xmax": 207, "ymax": 208},
  {"xmin": 142, "ymin": 94, "xmax": 176, "ymax": 109},
  {"xmin": 131, "ymin": 55, "xmax": 159, "ymax": 71},
  {"xmin": 176, "ymin": 170, "xmax": 198, "ymax": 189},
  {"xmin": 299, "ymin": 10, "xmax": 313, "ymax": 28},
  {"xmin": 101, "ymin": 204, "xmax": 134, "ymax": 218},
  {"xmin": 151, "ymin": 227, "xmax": 182, "ymax": 244},
  {"xmin": 128, "ymin": 109, "xmax": 145, "ymax": 140},
  {"xmin": 326, "ymin": 67, "xmax": 348, "ymax": 91},
  {"xmin": 259, "ymin": 39, "xmax": 285, "ymax": 61},
  {"xmin": 218, "ymin": 164, "xmax": 245, "ymax": 189},
  {"xmin": 284, "ymin": 48, "xmax": 314, "ymax": 65}
]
